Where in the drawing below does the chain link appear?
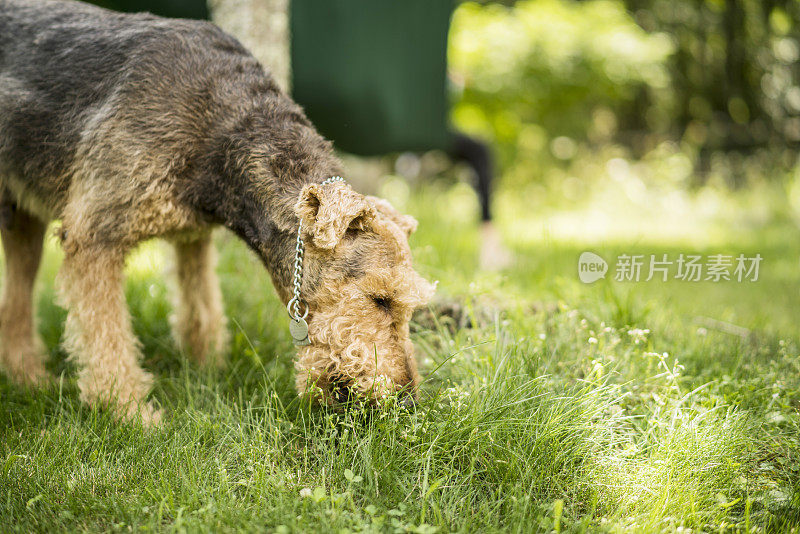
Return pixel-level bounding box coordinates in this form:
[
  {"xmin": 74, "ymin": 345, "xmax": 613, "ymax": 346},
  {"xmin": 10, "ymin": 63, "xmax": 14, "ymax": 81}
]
[{"xmin": 287, "ymin": 176, "xmax": 346, "ymax": 321}]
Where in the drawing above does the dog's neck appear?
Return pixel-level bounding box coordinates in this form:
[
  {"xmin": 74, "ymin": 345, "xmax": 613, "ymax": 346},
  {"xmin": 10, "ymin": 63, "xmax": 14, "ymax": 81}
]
[{"xmin": 187, "ymin": 107, "xmax": 341, "ymax": 301}]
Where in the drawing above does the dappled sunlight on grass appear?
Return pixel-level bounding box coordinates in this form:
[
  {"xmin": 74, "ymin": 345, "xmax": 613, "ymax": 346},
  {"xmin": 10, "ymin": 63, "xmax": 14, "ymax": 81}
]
[
  {"xmin": 495, "ymin": 165, "xmax": 797, "ymax": 248},
  {"xmin": 404, "ymin": 170, "xmax": 799, "ymax": 338}
]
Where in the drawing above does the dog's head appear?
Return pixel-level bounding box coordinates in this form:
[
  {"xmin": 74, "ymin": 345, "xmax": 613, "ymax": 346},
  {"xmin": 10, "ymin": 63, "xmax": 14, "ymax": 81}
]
[{"xmin": 292, "ymin": 182, "xmax": 435, "ymax": 407}]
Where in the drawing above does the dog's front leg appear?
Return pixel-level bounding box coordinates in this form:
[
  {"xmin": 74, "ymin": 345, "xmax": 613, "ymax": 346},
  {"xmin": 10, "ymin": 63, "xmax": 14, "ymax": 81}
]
[
  {"xmin": 171, "ymin": 233, "xmax": 228, "ymax": 367},
  {"xmin": 57, "ymin": 244, "xmax": 160, "ymax": 425}
]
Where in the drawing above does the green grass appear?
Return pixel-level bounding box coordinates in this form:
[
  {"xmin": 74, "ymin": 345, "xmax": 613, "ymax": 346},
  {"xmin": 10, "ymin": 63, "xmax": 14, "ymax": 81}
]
[{"xmin": 1, "ymin": 180, "xmax": 799, "ymax": 532}]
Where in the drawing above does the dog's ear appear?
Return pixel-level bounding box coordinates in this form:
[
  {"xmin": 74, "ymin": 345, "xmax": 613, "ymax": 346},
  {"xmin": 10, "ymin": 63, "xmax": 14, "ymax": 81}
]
[
  {"xmin": 295, "ymin": 183, "xmax": 376, "ymax": 249},
  {"xmin": 365, "ymin": 196, "xmax": 418, "ymax": 236}
]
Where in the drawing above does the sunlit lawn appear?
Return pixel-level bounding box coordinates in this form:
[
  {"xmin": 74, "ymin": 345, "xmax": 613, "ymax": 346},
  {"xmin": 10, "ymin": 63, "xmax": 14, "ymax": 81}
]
[{"xmin": 1, "ymin": 175, "xmax": 798, "ymax": 532}]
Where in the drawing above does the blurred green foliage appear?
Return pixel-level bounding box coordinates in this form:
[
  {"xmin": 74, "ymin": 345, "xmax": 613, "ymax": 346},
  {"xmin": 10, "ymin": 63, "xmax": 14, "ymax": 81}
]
[
  {"xmin": 450, "ymin": 0, "xmax": 672, "ymax": 154},
  {"xmin": 449, "ymin": 0, "xmax": 800, "ymax": 188}
]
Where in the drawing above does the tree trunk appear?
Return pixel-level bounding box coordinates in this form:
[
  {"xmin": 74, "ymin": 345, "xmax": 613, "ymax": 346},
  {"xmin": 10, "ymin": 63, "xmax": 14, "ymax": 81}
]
[{"xmin": 207, "ymin": 0, "xmax": 291, "ymax": 92}]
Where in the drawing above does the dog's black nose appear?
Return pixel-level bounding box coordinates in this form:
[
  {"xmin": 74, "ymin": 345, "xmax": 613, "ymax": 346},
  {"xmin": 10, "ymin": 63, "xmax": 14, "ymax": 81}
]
[
  {"xmin": 400, "ymin": 394, "xmax": 417, "ymax": 410},
  {"xmin": 331, "ymin": 379, "xmax": 354, "ymax": 404}
]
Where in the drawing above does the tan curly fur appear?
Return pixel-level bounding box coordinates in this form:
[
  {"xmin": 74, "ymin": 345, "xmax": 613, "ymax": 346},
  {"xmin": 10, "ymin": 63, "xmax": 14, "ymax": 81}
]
[
  {"xmin": 57, "ymin": 243, "xmax": 160, "ymax": 424},
  {"xmin": 293, "ymin": 184, "xmax": 436, "ymax": 404},
  {"xmin": 0, "ymin": 202, "xmax": 49, "ymax": 385},
  {"xmin": 171, "ymin": 234, "xmax": 229, "ymax": 367}
]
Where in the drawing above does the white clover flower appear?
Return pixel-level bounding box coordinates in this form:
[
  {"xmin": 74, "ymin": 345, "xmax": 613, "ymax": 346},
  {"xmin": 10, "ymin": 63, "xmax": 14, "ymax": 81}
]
[
  {"xmin": 299, "ymin": 488, "xmax": 312, "ymax": 498},
  {"xmin": 538, "ymin": 333, "xmax": 546, "ymax": 340},
  {"xmin": 588, "ymin": 337, "xmax": 598, "ymax": 344}
]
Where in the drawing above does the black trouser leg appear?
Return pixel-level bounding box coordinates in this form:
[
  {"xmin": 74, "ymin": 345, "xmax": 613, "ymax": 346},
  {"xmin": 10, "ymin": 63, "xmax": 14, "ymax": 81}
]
[{"xmin": 449, "ymin": 132, "xmax": 493, "ymax": 222}]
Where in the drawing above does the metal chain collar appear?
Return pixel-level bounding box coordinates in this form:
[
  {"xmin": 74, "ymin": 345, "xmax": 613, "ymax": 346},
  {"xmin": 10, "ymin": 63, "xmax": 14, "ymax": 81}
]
[{"xmin": 287, "ymin": 175, "xmax": 346, "ymax": 346}]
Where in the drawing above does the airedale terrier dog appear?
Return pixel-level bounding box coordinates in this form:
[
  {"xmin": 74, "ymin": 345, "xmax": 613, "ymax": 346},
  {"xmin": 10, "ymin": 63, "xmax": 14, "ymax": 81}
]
[{"xmin": 0, "ymin": 0, "xmax": 435, "ymax": 424}]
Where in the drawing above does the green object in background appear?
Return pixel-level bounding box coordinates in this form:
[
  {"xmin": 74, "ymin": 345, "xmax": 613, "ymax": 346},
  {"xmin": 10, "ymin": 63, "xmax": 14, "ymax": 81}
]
[
  {"xmin": 83, "ymin": 0, "xmax": 455, "ymax": 156},
  {"xmin": 290, "ymin": 0, "xmax": 455, "ymax": 155}
]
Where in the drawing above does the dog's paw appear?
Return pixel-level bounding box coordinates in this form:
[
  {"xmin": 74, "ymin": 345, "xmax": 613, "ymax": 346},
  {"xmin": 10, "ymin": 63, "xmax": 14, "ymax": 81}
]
[
  {"xmin": 117, "ymin": 400, "xmax": 163, "ymax": 428},
  {"xmin": 0, "ymin": 347, "xmax": 52, "ymax": 387},
  {"xmin": 24, "ymin": 365, "xmax": 53, "ymax": 387},
  {"xmin": 138, "ymin": 403, "xmax": 163, "ymax": 427}
]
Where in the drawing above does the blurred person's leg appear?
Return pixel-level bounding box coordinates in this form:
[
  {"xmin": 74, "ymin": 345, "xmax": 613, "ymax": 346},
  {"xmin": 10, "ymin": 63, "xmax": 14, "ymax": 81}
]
[{"xmin": 449, "ymin": 132, "xmax": 512, "ymax": 270}]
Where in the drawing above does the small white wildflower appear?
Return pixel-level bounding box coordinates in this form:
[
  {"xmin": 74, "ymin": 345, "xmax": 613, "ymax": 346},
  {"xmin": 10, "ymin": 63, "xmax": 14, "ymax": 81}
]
[
  {"xmin": 627, "ymin": 328, "xmax": 650, "ymax": 344},
  {"xmin": 538, "ymin": 333, "xmax": 546, "ymax": 340},
  {"xmin": 696, "ymin": 327, "xmax": 708, "ymax": 336},
  {"xmin": 299, "ymin": 488, "xmax": 312, "ymax": 498},
  {"xmin": 588, "ymin": 337, "xmax": 598, "ymax": 344}
]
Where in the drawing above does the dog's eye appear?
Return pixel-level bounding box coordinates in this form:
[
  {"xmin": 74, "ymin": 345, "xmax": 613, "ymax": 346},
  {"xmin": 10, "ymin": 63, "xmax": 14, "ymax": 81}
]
[{"xmin": 371, "ymin": 295, "xmax": 392, "ymax": 312}]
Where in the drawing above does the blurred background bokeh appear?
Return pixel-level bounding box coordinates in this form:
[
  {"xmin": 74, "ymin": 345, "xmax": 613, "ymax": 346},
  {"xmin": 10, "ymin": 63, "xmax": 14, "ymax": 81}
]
[{"xmin": 446, "ymin": 0, "xmax": 800, "ymax": 227}]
